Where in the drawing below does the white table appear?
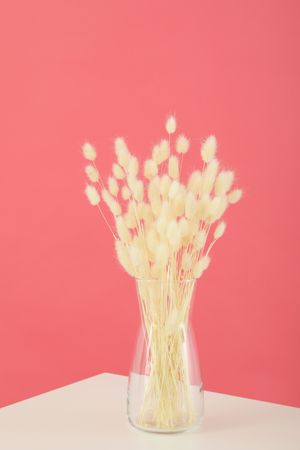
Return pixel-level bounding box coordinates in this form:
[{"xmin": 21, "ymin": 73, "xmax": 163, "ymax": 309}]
[{"xmin": 0, "ymin": 373, "xmax": 299, "ymax": 449}]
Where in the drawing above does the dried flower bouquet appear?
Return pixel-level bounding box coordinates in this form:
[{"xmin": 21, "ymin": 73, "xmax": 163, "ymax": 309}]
[{"xmin": 82, "ymin": 116, "xmax": 242, "ymax": 432}]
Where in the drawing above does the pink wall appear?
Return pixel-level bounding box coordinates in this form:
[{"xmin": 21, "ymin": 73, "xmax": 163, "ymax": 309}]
[{"xmin": 0, "ymin": 0, "xmax": 299, "ymax": 408}]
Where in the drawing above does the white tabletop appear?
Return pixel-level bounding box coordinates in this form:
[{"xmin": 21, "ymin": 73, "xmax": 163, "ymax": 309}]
[{"xmin": 0, "ymin": 373, "xmax": 299, "ymax": 449}]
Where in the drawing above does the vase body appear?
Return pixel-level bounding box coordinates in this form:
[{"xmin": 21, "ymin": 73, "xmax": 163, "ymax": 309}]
[{"xmin": 127, "ymin": 279, "xmax": 204, "ymax": 433}]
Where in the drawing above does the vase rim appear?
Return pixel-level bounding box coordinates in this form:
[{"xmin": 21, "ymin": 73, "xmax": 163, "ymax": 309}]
[{"xmin": 134, "ymin": 278, "xmax": 197, "ymax": 282}]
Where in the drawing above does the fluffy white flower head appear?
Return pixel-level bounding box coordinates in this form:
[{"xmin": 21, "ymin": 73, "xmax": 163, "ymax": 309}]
[
  {"xmin": 85, "ymin": 165, "xmax": 99, "ymax": 183},
  {"xmin": 176, "ymin": 134, "xmax": 189, "ymax": 154},
  {"xmin": 82, "ymin": 142, "xmax": 97, "ymax": 161},
  {"xmin": 166, "ymin": 115, "xmax": 176, "ymax": 134},
  {"xmin": 85, "ymin": 185, "xmax": 100, "ymax": 206},
  {"xmin": 201, "ymin": 135, "xmax": 217, "ymax": 163}
]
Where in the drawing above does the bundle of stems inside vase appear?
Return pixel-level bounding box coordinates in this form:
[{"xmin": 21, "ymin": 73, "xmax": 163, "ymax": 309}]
[
  {"xmin": 136, "ymin": 276, "xmax": 196, "ymax": 430},
  {"xmin": 82, "ymin": 115, "xmax": 242, "ymax": 430}
]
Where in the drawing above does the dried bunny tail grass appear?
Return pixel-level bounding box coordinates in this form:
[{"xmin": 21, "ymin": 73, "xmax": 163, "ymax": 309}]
[
  {"xmin": 129, "ymin": 243, "xmax": 143, "ymax": 267},
  {"xmin": 101, "ymin": 188, "xmax": 122, "ymax": 216},
  {"xmin": 159, "ymin": 139, "xmax": 170, "ymax": 163},
  {"xmin": 82, "ymin": 142, "xmax": 97, "ymax": 161},
  {"xmin": 201, "ymin": 135, "xmax": 217, "ymax": 163},
  {"xmin": 187, "ymin": 170, "xmax": 202, "ymax": 196},
  {"xmin": 172, "ymin": 187, "xmax": 186, "ymax": 217},
  {"xmin": 144, "ymin": 159, "xmax": 158, "ymax": 179},
  {"xmin": 165, "ymin": 115, "xmax": 176, "ymax": 134},
  {"xmin": 198, "ymin": 193, "xmax": 211, "ymax": 220},
  {"xmin": 85, "ymin": 165, "xmax": 99, "ymax": 183},
  {"xmin": 112, "ymin": 163, "xmax": 125, "ymax": 180},
  {"xmin": 182, "ymin": 251, "xmax": 193, "ymax": 271},
  {"xmin": 176, "ymin": 134, "xmax": 189, "ymax": 154},
  {"xmin": 85, "ymin": 184, "xmax": 100, "ymax": 205},
  {"xmin": 168, "ymin": 180, "xmax": 180, "ymax": 200},
  {"xmin": 132, "ymin": 179, "xmax": 144, "ymax": 202},
  {"xmin": 185, "ymin": 191, "xmax": 197, "ymax": 220},
  {"xmin": 168, "ymin": 155, "xmax": 179, "ymax": 179},
  {"xmin": 207, "ymin": 196, "xmax": 222, "ymax": 222},
  {"xmin": 148, "ymin": 177, "xmax": 161, "ymax": 216},
  {"xmin": 115, "ymin": 240, "xmax": 135, "ymax": 276},
  {"xmin": 215, "ymin": 170, "xmax": 235, "ymax": 196},
  {"xmin": 194, "ymin": 229, "xmax": 207, "ymax": 251},
  {"xmin": 116, "ymin": 215, "xmax": 131, "ymax": 243},
  {"xmin": 215, "ymin": 195, "xmax": 228, "ymax": 221},
  {"xmin": 127, "ymin": 155, "xmax": 139, "ymax": 177},
  {"xmin": 121, "ymin": 185, "xmax": 131, "ymax": 201},
  {"xmin": 214, "ymin": 221, "xmax": 226, "ymax": 239},
  {"xmin": 228, "ymin": 188, "xmax": 243, "ymax": 204},
  {"xmin": 137, "ymin": 202, "xmax": 152, "ymax": 223},
  {"xmin": 124, "ymin": 211, "xmax": 137, "ymax": 229},
  {"xmin": 108, "ymin": 177, "xmax": 119, "ymax": 197},
  {"xmin": 114, "ymin": 137, "xmax": 130, "ymax": 168},
  {"xmin": 178, "ymin": 217, "xmax": 190, "ymax": 239},
  {"xmin": 202, "ymin": 158, "xmax": 219, "ymax": 194},
  {"xmin": 155, "ymin": 242, "xmax": 170, "ymax": 268},
  {"xmin": 159, "ymin": 174, "xmax": 171, "ymax": 198},
  {"xmin": 193, "ymin": 255, "xmax": 211, "ymax": 278},
  {"xmin": 146, "ymin": 228, "xmax": 159, "ymax": 253},
  {"xmin": 152, "ymin": 144, "xmax": 163, "ymax": 165},
  {"xmin": 167, "ymin": 220, "xmax": 181, "ymax": 249},
  {"xmin": 207, "ymin": 195, "xmax": 228, "ymax": 223},
  {"xmin": 160, "ymin": 200, "xmax": 172, "ymax": 218},
  {"xmin": 156, "ymin": 216, "xmax": 168, "ymax": 236}
]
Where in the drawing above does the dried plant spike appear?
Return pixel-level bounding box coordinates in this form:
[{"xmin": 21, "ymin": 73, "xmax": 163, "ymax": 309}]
[
  {"xmin": 168, "ymin": 155, "xmax": 180, "ymax": 179},
  {"xmin": 167, "ymin": 220, "xmax": 181, "ymax": 249},
  {"xmin": 121, "ymin": 185, "xmax": 131, "ymax": 201},
  {"xmin": 182, "ymin": 252, "xmax": 193, "ymax": 271},
  {"xmin": 129, "ymin": 244, "xmax": 142, "ymax": 267},
  {"xmin": 82, "ymin": 142, "xmax": 97, "ymax": 161},
  {"xmin": 85, "ymin": 184, "xmax": 100, "ymax": 206},
  {"xmin": 144, "ymin": 159, "xmax": 158, "ymax": 179},
  {"xmin": 108, "ymin": 177, "xmax": 119, "ymax": 197},
  {"xmin": 114, "ymin": 137, "xmax": 127, "ymax": 154},
  {"xmin": 159, "ymin": 174, "xmax": 171, "ymax": 198},
  {"xmin": 187, "ymin": 170, "xmax": 202, "ymax": 195},
  {"xmin": 215, "ymin": 170, "xmax": 235, "ymax": 196},
  {"xmin": 155, "ymin": 242, "xmax": 169, "ymax": 268},
  {"xmin": 159, "ymin": 139, "xmax": 170, "ymax": 163},
  {"xmin": 198, "ymin": 193, "xmax": 211, "ymax": 220},
  {"xmin": 185, "ymin": 191, "xmax": 197, "ymax": 220},
  {"xmin": 112, "ymin": 163, "xmax": 125, "ymax": 180},
  {"xmin": 102, "ymin": 188, "xmax": 121, "ymax": 216},
  {"xmin": 165, "ymin": 115, "xmax": 176, "ymax": 134},
  {"xmin": 85, "ymin": 165, "xmax": 99, "ymax": 183},
  {"xmin": 146, "ymin": 228, "xmax": 159, "ymax": 253},
  {"xmin": 194, "ymin": 229, "xmax": 206, "ymax": 251},
  {"xmin": 152, "ymin": 144, "xmax": 162, "ymax": 165},
  {"xmin": 116, "ymin": 216, "xmax": 131, "ymax": 243},
  {"xmin": 228, "ymin": 188, "xmax": 243, "ymax": 204},
  {"xmin": 202, "ymin": 158, "xmax": 219, "ymax": 194},
  {"xmin": 176, "ymin": 134, "xmax": 189, "ymax": 154},
  {"xmin": 114, "ymin": 137, "xmax": 130, "ymax": 168},
  {"xmin": 193, "ymin": 255, "xmax": 211, "ymax": 278},
  {"xmin": 201, "ymin": 135, "xmax": 217, "ymax": 163},
  {"xmin": 168, "ymin": 180, "xmax": 180, "ymax": 200},
  {"xmin": 115, "ymin": 240, "xmax": 135, "ymax": 276},
  {"xmin": 128, "ymin": 156, "xmax": 139, "ymax": 177},
  {"xmin": 133, "ymin": 179, "xmax": 144, "ymax": 202},
  {"xmin": 214, "ymin": 221, "xmax": 226, "ymax": 239}
]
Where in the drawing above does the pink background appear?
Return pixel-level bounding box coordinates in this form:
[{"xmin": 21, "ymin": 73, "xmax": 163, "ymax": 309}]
[{"xmin": 0, "ymin": 0, "xmax": 299, "ymax": 408}]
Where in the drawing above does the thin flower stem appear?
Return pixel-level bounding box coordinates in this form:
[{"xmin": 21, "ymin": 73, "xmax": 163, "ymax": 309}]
[{"xmin": 96, "ymin": 204, "xmax": 117, "ymax": 239}]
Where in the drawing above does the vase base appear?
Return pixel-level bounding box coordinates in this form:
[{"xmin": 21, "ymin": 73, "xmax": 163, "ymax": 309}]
[{"xmin": 128, "ymin": 416, "xmax": 203, "ymax": 434}]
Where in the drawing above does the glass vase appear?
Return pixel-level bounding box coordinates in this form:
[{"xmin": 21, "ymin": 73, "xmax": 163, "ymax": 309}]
[{"xmin": 127, "ymin": 278, "xmax": 204, "ymax": 433}]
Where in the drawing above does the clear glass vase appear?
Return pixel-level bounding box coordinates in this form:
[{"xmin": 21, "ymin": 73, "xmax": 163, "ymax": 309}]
[{"xmin": 127, "ymin": 278, "xmax": 204, "ymax": 433}]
